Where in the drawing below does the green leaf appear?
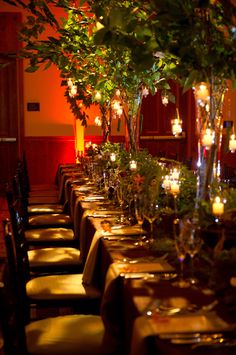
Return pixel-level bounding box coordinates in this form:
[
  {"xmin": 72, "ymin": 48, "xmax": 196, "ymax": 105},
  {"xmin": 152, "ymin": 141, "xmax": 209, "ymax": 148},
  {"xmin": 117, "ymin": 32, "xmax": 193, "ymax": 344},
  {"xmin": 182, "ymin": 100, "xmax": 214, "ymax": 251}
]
[{"xmin": 25, "ymin": 65, "xmax": 39, "ymax": 73}]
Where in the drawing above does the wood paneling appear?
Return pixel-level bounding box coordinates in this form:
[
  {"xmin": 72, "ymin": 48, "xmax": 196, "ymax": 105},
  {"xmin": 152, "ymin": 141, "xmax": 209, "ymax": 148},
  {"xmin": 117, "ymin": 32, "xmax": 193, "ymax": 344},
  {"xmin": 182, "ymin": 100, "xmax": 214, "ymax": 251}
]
[
  {"xmin": 0, "ymin": 12, "xmax": 24, "ymax": 191},
  {"xmin": 24, "ymin": 137, "xmax": 76, "ymax": 185},
  {"xmin": 140, "ymin": 83, "xmax": 197, "ymax": 165},
  {"xmin": 0, "ymin": 12, "xmax": 22, "ymax": 53}
]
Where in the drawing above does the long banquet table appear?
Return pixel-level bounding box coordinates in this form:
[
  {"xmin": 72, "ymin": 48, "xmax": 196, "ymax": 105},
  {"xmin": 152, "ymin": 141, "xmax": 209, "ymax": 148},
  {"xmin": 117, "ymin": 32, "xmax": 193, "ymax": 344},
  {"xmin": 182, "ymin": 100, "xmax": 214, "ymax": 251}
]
[{"xmin": 63, "ymin": 171, "xmax": 236, "ymax": 355}]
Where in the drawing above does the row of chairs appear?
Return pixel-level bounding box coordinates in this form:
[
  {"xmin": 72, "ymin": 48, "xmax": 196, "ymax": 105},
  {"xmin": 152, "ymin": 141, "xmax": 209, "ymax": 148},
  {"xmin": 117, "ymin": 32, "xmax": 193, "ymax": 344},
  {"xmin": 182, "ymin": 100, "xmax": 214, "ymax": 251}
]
[
  {"xmin": 1, "ymin": 159, "xmax": 120, "ymax": 354},
  {"xmin": 1, "ymin": 220, "xmax": 116, "ymax": 355}
]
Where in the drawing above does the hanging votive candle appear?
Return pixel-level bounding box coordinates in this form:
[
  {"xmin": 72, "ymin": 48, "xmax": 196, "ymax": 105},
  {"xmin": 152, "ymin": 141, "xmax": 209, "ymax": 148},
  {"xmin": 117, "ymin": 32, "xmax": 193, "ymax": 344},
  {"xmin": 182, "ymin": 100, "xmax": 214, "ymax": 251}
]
[
  {"xmin": 171, "ymin": 119, "xmax": 182, "ymax": 136},
  {"xmin": 129, "ymin": 160, "xmax": 137, "ymax": 171},
  {"xmin": 193, "ymin": 82, "xmax": 210, "ymax": 104},
  {"xmin": 110, "ymin": 153, "xmax": 116, "ymax": 162},
  {"xmin": 171, "ymin": 168, "xmax": 180, "ymax": 180},
  {"xmin": 229, "ymin": 134, "xmax": 236, "ymax": 153},
  {"xmin": 163, "ymin": 175, "xmax": 170, "ymax": 191},
  {"xmin": 161, "ymin": 94, "xmax": 169, "ymax": 106},
  {"xmin": 112, "ymin": 99, "xmax": 123, "ymax": 118},
  {"xmin": 94, "ymin": 116, "xmax": 102, "ymax": 126},
  {"xmin": 171, "ymin": 108, "xmax": 182, "ymax": 137},
  {"xmin": 94, "ymin": 91, "xmax": 102, "ymax": 101},
  {"xmin": 142, "ymin": 86, "xmax": 149, "ymax": 98},
  {"xmin": 169, "ymin": 168, "xmax": 181, "ymax": 196},
  {"xmin": 67, "ymin": 77, "xmax": 73, "ymax": 88},
  {"xmin": 202, "ymin": 128, "xmax": 215, "ymax": 149},
  {"xmin": 170, "ymin": 180, "xmax": 180, "ymax": 195},
  {"xmin": 212, "ymin": 196, "xmax": 224, "ymax": 217},
  {"xmin": 69, "ymin": 85, "xmax": 77, "ymax": 98}
]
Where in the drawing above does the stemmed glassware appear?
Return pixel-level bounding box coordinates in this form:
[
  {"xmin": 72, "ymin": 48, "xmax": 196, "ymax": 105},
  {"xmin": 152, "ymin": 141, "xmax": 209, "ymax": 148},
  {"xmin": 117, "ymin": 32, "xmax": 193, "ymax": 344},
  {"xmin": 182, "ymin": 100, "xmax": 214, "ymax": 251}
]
[
  {"xmin": 143, "ymin": 196, "xmax": 160, "ymax": 235},
  {"xmin": 172, "ymin": 218, "xmax": 191, "ymax": 288},
  {"xmin": 116, "ymin": 180, "xmax": 127, "ymax": 224},
  {"xmin": 134, "ymin": 194, "xmax": 145, "ymax": 230},
  {"xmin": 183, "ymin": 220, "xmax": 202, "ymax": 285}
]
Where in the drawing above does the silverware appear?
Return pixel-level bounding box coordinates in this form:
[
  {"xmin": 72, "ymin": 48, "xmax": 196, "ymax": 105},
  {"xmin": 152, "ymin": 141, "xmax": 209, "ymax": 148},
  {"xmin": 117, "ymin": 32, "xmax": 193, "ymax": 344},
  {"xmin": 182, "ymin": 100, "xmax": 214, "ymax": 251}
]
[{"xmin": 191, "ymin": 336, "xmax": 236, "ymax": 348}]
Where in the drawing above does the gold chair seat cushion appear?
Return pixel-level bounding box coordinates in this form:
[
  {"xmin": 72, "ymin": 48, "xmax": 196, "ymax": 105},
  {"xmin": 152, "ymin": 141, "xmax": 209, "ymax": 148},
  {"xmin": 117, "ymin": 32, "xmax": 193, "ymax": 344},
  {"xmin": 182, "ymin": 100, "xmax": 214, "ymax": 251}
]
[
  {"xmin": 26, "ymin": 274, "xmax": 101, "ymax": 300},
  {"xmin": 28, "ymin": 204, "xmax": 64, "ymax": 214},
  {"xmin": 28, "ymin": 214, "xmax": 72, "ymax": 227},
  {"xmin": 28, "ymin": 247, "xmax": 81, "ymax": 268},
  {"xmin": 26, "ymin": 314, "xmax": 110, "ymax": 355},
  {"xmin": 25, "ymin": 228, "xmax": 75, "ymax": 243}
]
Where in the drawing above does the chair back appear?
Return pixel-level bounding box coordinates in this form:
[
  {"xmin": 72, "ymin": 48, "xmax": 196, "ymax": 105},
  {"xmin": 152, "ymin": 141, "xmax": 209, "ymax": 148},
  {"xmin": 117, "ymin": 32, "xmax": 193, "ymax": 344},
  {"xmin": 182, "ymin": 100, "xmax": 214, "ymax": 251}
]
[
  {"xmin": 12, "ymin": 169, "xmax": 30, "ymax": 215},
  {"xmin": 6, "ymin": 185, "xmax": 29, "ymax": 234},
  {"xmin": 3, "ymin": 218, "xmax": 31, "ymax": 323},
  {"xmin": 22, "ymin": 152, "xmax": 31, "ymax": 194},
  {"xmin": 1, "ymin": 219, "xmax": 28, "ymax": 355}
]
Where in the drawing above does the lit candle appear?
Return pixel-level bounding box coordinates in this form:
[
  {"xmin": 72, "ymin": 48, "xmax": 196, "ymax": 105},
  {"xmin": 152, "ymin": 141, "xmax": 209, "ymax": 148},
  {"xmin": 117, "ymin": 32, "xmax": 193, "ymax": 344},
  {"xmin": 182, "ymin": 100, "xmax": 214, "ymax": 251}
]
[
  {"xmin": 163, "ymin": 175, "xmax": 170, "ymax": 190},
  {"xmin": 171, "ymin": 168, "xmax": 180, "ymax": 180},
  {"xmin": 85, "ymin": 141, "xmax": 92, "ymax": 149},
  {"xmin": 110, "ymin": 153, "xmax": 116, "ymax": 162},
  {"xmin": 212, "ymin": 196, "xmax": 224, "ymax": 216},
  {"xmin": 170, "ymin": 181, "xmax": 180, "ymax": 195},
  {"xmin": 69, "ymin": 85, "xmax": 77, "ymax": 97},
  {"xmin": 94, "ymin": 91, "xmax": 102, "ymax": 101},
  {"xmin": 171, "ymin": 119, "xmax": 182, "ymax": 136},
  {"xmin": 202, "ymin": 128, "xmax": 214, "ymax": 149},
  {"xmin": 129, "ymin": 160, "xmax": 137, "ymax": 171},
  {"xmin": 161, "ymin": 95, "xmax": 169, "ymax": 106},
  {"xmin": 229, "ymin": 134, "xmax": 236, "ymax": 153},
  {"xmin": 116, "ymin": 107, "xmax": 123, "ymax": 117},
  {"xmin": 115, "ymin": 89, "xmax": 121, "ymax": 97},
  {"xmin": 94, "ymin": 116, "xmax": 102, "ymax": 126},
  {"xmin": 194, "ymin": 83, "xmax": 210, "ymax": 102},
  {"xmin": 142, "ymin": 87, "xmax": 149, "ymax": 97}
]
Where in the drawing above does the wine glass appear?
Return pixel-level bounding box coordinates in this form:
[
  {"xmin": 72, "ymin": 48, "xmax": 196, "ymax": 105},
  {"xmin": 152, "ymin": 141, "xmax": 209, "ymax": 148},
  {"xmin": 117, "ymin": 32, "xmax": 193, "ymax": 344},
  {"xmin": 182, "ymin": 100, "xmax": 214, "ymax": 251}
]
[
  {"xmin": 183, "ymin": 221, "xmax": 202, "ymax": 285},
  {"xmin": 134, "ymin": 194, "xmax": 145, "ymax": 229},
  {"xmin": 172, "ymin": 218, "xmax": 190, "ymax": 288},
  {"xmin": 143, "ymin": 197, "xmax": 159, "ymax": 235},
  {"xmin": 116, "ymin": 181, "xmax": 126, "ymax": 224}
]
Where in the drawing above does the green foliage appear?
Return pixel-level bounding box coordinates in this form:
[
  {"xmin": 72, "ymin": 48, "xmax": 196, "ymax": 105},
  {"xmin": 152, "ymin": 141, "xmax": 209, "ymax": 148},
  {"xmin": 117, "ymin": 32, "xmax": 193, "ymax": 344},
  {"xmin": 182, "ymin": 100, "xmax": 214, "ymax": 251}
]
[
  {"xmin": 90, "ymin": 0, "xmax": 236, "ymax": 90},
  {"xmin": 3, "ymin": 0, "xmax": 170, "ymax": 137}
]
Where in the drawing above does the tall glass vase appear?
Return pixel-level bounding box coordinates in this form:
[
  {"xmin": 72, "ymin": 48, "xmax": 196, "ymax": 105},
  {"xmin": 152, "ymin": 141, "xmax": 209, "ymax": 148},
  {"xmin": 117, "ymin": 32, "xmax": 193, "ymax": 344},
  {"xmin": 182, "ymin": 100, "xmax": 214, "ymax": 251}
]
[
  {"xmin": 193, "ymin": 78, "xmax": 227, "ymax": 204},
  {"xmin": 123, "ymin": 90, "xmax": 142, "ymax": 154}
]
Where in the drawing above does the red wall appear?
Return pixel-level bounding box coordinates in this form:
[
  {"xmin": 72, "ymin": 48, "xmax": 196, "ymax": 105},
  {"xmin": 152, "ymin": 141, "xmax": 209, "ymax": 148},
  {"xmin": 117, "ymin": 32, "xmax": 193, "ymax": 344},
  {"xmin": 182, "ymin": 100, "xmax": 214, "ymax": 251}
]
[{"xmin": 24, "ymin": 136, "xmax": 76, "ymax": 184}]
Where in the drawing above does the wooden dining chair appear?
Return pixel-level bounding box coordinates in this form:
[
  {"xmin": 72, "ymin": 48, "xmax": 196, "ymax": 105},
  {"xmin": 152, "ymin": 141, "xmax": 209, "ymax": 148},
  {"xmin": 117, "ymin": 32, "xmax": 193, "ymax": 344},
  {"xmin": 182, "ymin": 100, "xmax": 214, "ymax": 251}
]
[
  {"xmin": 3, "ymin": 220, "xmax": 102, "ymax": 319},
  {"xmin": 6, "ymin": 208, "xmax": 82, "ymax": 275},
  {"xmin": 13, "ymin": 164, "xmax": 88, "ymax": 215},
  {"xmin": 7, "ymin": 182, "xmax": 73, "ymax": 230},
  {"xmin": 0, "ymin": 235, "xmax": 118, "ymax": 355},
  {"xmin": 18, "ymin": 158, "xmax": 85, "ymax": 206},
  {"xmin": 6, "ymin": 187, "xmax": 83, "ymax": 270}
]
